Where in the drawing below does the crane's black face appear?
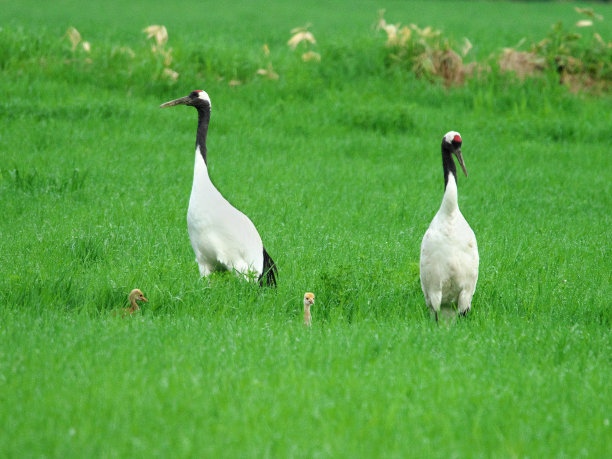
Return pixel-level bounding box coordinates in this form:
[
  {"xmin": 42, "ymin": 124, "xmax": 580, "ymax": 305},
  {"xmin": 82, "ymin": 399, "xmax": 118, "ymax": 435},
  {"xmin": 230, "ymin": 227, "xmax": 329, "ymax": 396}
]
[
  {"xmin": 442, "ymin": 134, "xmax": 468, "ymax": 178},
  {"xmin": 160, "ymin": 90, "xmax": 211, "ymax": 109}
]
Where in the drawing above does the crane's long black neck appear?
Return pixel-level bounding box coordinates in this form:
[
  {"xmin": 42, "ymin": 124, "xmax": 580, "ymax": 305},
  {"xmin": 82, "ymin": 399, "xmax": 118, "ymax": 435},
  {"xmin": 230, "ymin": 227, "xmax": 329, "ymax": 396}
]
[
  {"xmin": 195, "ymin": 105, "xmax": 210, "ymax": 165},
  {"xmin": 442, "ymin": 143, "xmax": 457, "ymax": 190}
]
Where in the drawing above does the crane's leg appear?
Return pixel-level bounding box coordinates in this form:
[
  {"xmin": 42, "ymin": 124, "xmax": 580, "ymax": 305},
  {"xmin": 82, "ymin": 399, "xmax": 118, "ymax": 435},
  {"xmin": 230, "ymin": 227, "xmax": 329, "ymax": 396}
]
[
  {"xmin": 457, "ymin": 290, "xmax": 473, "ymax": 316},
  {"xmin": 428, "ymin": 290, "xmax": 442, "ymax": 323},
  {"xmin": 197, "ymin": 260, "xmax": 213, "ymax": 278},
  {"xmin": 230, "ymin": 260, "xmax": 258, "ymax": 283}
]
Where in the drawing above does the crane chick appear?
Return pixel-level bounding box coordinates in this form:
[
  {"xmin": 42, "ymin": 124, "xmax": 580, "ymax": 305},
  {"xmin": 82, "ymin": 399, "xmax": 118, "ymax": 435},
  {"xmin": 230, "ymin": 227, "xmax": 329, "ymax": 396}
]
[
  {"xmin": 303, "ymin": 292, "xmax": 315, "ymax": 326},
  {"xmin": 122, "ymin": 289, "xmax": 148, "ymax": 318}
]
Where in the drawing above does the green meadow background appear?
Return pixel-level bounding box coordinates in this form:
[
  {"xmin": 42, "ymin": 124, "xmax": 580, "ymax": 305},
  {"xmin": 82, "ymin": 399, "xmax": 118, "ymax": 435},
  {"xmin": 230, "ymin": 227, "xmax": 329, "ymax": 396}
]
[{"xmin": 1, "ymin": 0, "xmax": 611, "ymax": 457}]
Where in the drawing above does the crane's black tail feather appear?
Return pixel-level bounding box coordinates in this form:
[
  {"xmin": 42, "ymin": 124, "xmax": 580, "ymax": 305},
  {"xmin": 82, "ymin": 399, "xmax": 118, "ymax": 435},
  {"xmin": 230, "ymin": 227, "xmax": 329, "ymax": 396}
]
[{"xmin": 259, "ymin": 248, "xmax": 278, "ymax": 287}]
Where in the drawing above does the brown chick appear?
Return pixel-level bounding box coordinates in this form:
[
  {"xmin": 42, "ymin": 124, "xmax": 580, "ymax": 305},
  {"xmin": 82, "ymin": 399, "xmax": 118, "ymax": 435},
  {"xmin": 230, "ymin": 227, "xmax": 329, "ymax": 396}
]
[
  {"xmin": 304, "ymin": 292, "xmax": 315, "ymax": 326},
  {"xmin": 122, "ymin": 289, "xmax": 148, "ymax": 318}
]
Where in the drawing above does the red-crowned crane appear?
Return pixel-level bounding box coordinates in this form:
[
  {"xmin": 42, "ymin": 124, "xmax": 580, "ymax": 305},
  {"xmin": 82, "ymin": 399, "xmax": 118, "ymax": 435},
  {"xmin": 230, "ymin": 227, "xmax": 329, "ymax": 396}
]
[
  {"xmin": 419, "ymin": 131, "xmax": 479, "ymax": 322},
  {"xmin": 160, "ymin": 90, "xmax": 277, "ymax": 286}
]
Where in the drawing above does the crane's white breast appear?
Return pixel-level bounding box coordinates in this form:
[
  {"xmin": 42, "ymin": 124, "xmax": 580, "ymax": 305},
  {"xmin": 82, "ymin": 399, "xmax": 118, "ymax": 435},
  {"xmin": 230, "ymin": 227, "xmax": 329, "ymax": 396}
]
[
  {"xmin": 420, "ymin": 209, "xmax": 479, "ymax": 305},
  {"xmin": 187, "ymin": 150, "xmax": 264, "ymax": 275}
]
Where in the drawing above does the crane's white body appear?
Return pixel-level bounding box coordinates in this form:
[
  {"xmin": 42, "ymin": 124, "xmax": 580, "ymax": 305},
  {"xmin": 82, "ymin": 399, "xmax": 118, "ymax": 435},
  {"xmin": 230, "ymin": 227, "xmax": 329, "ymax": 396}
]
[
  {"xmin": 187, "ymin": 146, "xmax": 264, "ymax": 279},
  {"xmin": 420, "ymin": 173, "xmax": 479, "ymax": 316}
]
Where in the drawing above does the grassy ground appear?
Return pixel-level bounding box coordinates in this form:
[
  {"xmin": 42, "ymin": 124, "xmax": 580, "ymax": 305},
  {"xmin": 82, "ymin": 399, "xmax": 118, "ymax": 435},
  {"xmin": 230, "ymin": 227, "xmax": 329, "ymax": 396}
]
[{"xmin": 1, "ymin": 0, "xmax": 611, "ymax": 457}]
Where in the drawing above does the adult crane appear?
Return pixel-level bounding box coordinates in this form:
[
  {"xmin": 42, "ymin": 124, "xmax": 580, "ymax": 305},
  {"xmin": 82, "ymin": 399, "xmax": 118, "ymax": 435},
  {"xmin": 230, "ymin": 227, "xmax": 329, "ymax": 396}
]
[
  {"xmin": 419, "ymin": 131, "xmax": 478, "ymax": 321},
  {"xmin": 160, "ymin": 90, "xmax": 277, "ymax": 286}
]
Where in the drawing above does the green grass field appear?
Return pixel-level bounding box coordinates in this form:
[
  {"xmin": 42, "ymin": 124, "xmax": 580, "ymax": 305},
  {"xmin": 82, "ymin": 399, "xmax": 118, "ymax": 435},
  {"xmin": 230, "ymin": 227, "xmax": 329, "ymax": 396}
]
[{"xmin": 1, "ymin": 0, "xmax": 611, "ymax": 456}]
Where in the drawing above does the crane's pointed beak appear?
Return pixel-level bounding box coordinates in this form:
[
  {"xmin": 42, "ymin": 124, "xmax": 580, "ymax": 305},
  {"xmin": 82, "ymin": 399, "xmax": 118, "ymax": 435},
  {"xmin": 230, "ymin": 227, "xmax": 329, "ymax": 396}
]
[
  {"xmin": 160, "ymin": 96, "xmax": 190, "ymax": 108},
  {"xmin": 455, "ymin": 149, "xmax": 468, "ymax": 178}
]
